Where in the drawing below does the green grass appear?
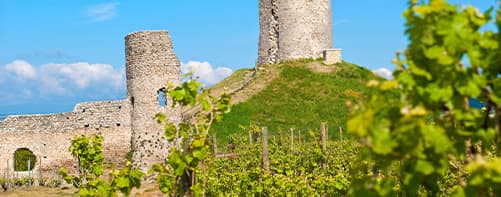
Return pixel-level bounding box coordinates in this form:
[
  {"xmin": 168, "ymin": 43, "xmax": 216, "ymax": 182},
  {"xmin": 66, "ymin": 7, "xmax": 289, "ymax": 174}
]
[
  {"xmin": 210, "ymin": 68, "xmax": 252, "ymax": 91},
  {"xmin": 211, "ymin": 59, "xmax": 382, "ymax": 144}
]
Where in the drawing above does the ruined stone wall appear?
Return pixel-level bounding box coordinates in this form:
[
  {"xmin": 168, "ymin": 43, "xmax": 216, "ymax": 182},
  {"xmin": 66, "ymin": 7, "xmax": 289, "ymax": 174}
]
[
  {"xmin": 258, "ymin": 0, "xmax": 333, "ymax": 65},
  {"xmin": 125, "ymin": 30, "xmax": 181, "ymax": 171},
  {"xmin": 0, "ymin": 100, "xmax": 131, "ymax": 172},
  {"xmin": 0, "ymin": 30, "xmax": 183, "ymax": 174},
  {"xmin": 0, "ymin": 30, "xmax": 184, "ymax": 174}
]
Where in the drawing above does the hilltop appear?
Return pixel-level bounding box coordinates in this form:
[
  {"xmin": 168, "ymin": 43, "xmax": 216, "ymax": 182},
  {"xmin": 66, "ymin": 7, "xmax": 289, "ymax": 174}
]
[{"xmin": 207, "ymin": 59, "xmax": 383, "ymax": 143}]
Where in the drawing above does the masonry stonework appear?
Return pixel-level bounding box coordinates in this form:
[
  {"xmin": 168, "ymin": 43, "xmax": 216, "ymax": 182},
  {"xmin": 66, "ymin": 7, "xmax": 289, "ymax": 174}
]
[
  {"xmin": 0, "ymin": 100, "xmax": 132, "ymax": 172},
  {"xmin": 125, "ymin": 31, "xmax": 181, "ymax": 171},
  {"xmin": 323, "ymin": 48, "xmax": 342, "ymax": 64},
  {"xmin": 258, "ymin": 0, "xmax": 333, "ymax": 65},
  {"xmin": 0, "ymin": 0, "xmax": 338, "ymax": 175},
  {"xmin": 0, "ymin": 30, "xmax": 181, "ymax": 173}
]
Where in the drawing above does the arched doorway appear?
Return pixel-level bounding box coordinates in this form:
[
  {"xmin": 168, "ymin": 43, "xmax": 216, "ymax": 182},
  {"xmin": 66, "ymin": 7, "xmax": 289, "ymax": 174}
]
[{"xmin": 14, "ymin": 148, "xmax": 37, "ymax": 171}]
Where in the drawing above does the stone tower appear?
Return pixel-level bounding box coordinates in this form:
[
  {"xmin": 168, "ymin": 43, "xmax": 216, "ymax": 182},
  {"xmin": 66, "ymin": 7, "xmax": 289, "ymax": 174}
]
[
  {"xmin": 125, "ymin": 30, "xmax": 181, "ymax": 171},
  {"xmin": 257, "ymin": 0, "xmax": 333, "ymax": 65}
]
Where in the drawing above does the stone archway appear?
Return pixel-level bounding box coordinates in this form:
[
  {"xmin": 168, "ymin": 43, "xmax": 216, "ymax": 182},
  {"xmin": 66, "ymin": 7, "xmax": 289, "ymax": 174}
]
[{"xmin": 13, "ymin": 148, "xmax": 37, "ymax": 171}]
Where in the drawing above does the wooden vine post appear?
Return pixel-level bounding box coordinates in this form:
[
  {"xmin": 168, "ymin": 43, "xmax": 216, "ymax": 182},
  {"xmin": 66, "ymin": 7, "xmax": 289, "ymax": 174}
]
[
  {"xmin": 28, "ymin": 159, "xmax": 31, "ymax": 186},
  {"xmin": 339, "ymin": 127, "xmax": 344, "ymax": 141},
  {"xmin": 261, "ymin": 127, "xmax": 270, "ymax": 174},
  {"xmin": 290, "ymin": 128, "xmax": 294, "ymax": 151},
  {"xmin": 321, "ymin": 123, "xmax": 328, "ymax": 153},
  {"xmin": 248, "ymin": 130, "xmax": 253, "ymax": 145},
  {"xmin": 321, "ymin": 123, "xmax": 328, "ymax": 169},
  {"xmin": 6, "ymin": 159, "xmax": 9, "ymax": 189}
]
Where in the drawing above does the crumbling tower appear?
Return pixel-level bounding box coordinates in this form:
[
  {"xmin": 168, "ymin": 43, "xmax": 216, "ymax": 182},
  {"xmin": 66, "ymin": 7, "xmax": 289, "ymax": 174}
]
[
  {"xmin": 258, "ymin": 0, "xmax": 333, "ymax": 65},
  {"xmin": 125, "ymin": 30, "xmax": 181, "ymax": 170}
]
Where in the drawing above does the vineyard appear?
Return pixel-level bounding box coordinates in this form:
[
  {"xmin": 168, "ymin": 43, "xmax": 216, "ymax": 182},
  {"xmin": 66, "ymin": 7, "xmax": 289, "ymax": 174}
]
[
  {"xmin": 3, "ymin": 0, "xmax": 501, "ymax": 196},
  {"xmin": 155, "ymin": 0, "xmax": 501, "ymax": 195},
  {"xmin": 203, "ymin": 124, "xmax": 358, "ymax": 196}
]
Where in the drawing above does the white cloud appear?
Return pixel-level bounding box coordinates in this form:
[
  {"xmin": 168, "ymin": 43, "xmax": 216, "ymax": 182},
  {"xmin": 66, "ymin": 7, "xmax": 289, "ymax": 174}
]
[
  {"xmin": 39, "ymin": 74, "xmax": 67, "ymax": 95},
  {"xmin": 0, "ymin": 60, "xmax": 231, "ymax": 105},
  {"xmin": 372, "ymin": 67, "xmax": 393, "ymax": 79},
  {"xmin": 4, "ymin": 60, "xmax": 37, "ymax": 80},
  {"xmin": 84, "ymin": 2, "xmax": 119, "ymax": 23},
  {"xmin": 1, "ymin": 60, "xmax": 125, "ymax": 97},
  {"xmin": 40, "ymin": 62, "xmax": 124, "ymax": 90},
  {"xmin": 181, "ymin": 61, "xmax": 233, "ymax": 86}
]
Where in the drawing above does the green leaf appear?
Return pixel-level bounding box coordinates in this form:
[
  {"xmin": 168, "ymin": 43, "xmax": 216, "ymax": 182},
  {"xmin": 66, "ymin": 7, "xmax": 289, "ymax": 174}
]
[
  {"xmin": 424, "ymin": 46, "xmax": 444, "ymax": 59},
  {"xmin": 191, "ymin": 137, "xmax": 206, "ymax": 148},
  {"xmin": 347, "ymin": 109, "xmax": 374, "ymax": 136},
  {"xmin": 115, "ymin": 176, "xmax": 130, "ymax": 188},
  {"xmin": 193, "ymin": 147, "xmax": 208, "ymax": 161},
  {"xmin": 79, "ymin": 188, "xmax": 91, "ymax": 197},
  {"xmin": 155, "ymin": 113, "xmax": 166, "ymax": 123},
  {"xmin": 168, "ymin": 151, "xmax": 187, "ymax": 176},
  {"xmin": 372, "ymin": 127, "xmax": 396, "ymax": 155},
  {"xmin": 200, "ymin": 97, "xmax": 211, "ymax": 111},
  {"xmin": 415, "ymin": 160, "xmax": 435, "ymax": 175},
  {"xmin": 164, "ymin": 123, "xmax": 177, "ymax": 141}
]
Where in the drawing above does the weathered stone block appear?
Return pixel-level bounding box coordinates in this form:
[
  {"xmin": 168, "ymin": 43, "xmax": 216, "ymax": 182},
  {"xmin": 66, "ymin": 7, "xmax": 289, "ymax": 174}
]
[{"xmin": 323, "ymin": 48, "xmax": 342, "ymax": 64}]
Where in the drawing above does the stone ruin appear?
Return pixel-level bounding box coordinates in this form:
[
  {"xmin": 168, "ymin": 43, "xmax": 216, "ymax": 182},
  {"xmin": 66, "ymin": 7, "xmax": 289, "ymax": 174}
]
[
  {"xmin": 0, "ymin": 0, "xmax": 342, "ymax": 174},
  {"xmin": 125, "ymin": 31, "xmax": 181, "ymax": 171},
  {"xmin": 0, "ymin": 30, "xmax": 181, "ymax": 173},
  {"xmin": 258, "ymin": 0, "xmax": 341, "ymax": 65}
]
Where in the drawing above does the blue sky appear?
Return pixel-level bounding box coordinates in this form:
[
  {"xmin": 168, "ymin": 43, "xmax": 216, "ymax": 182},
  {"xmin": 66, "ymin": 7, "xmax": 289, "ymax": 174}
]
[{"xmin": 0, "ymin": 0, "xmax": 497, "ymax": 115}]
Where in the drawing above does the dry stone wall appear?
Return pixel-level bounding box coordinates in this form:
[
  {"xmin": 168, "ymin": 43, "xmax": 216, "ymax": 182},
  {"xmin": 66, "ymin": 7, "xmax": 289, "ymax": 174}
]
[
  {"xmin": 258, "ymin": 0, "xmax": 333, "ymax": 65},
  {"xmin": 0, "ymin": 100, "xmax": 131, "ymax": 172}
]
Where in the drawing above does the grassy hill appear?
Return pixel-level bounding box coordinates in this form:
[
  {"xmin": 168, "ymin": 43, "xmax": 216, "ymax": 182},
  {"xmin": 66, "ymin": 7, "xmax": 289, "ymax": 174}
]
[{"xmin": 208, "ymin": 58, "xmax": 383, "ymax": 143}]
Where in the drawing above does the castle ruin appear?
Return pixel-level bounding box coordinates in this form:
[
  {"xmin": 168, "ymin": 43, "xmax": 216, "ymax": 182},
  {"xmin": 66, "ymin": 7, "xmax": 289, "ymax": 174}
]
[
  {"xmin": 125, "ymin": 31, "xmax": 181, "ymax": 171},
  {"xmin": 0, "ymin": 0, "xmax": 341, "ymax": 174},
  {"xmin": 0, "ymin": 30, "xmax": 181, "ymax": 173},
  {"xmin": 258, "ymin": 0, "xmax": 340, "ymax": 65}
]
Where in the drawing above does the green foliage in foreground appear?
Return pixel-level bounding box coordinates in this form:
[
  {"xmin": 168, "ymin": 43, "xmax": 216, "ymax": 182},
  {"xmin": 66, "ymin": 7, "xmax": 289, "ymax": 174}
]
[
  {"xmin": 348, "ymin": 0, "xmax": 501, "ymax": 196},
  {"xmin": 60, "ymin": 134, "xmax": 144, "ymax": 197},
  {"xmin": 212, "ymin": 60, "xmax": 383, "ymax": 143},
  {"xmin": 153, "ymin": 74, "xmax": 231, "ymax": 196},
  {"xmin": 60, "ymin": 0, "xmax": 501, "ymax": 196}
]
